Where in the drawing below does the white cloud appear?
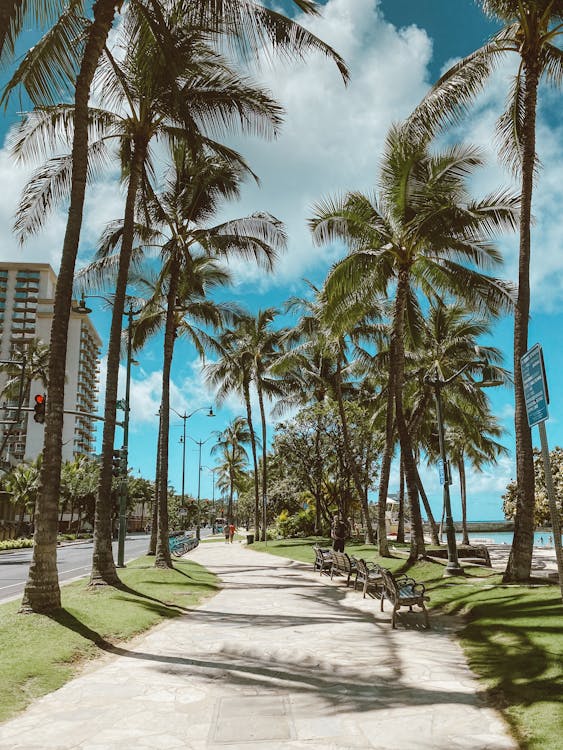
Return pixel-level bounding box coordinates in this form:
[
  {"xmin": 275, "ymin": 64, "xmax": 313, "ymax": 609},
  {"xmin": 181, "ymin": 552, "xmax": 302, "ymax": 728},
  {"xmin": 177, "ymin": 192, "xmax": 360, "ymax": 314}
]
[{"xmin": 219, "ymin": 0, "xmax": 434, "ymax": 286}]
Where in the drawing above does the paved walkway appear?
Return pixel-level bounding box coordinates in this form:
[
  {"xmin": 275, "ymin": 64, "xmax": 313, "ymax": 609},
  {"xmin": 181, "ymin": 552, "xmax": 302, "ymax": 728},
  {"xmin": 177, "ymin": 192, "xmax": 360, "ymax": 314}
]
[{"xmin": 0, "ymin": 542, "xmax": 516, "ymax": 750}]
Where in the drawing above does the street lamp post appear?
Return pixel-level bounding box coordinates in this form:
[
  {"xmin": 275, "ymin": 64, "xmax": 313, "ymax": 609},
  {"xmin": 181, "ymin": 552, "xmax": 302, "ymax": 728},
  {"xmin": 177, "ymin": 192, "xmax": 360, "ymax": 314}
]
[
  {"xmin": 170, "ymin": 406, "xmax": 214, "ymax": 515},
  {"xmin": 188, "ymin": 434, "xmax": 215, "ymax": 540},
  {"xmin": 429, "ymin": 377, "xmax": 463, "ymax": 576},
  {"xmin": 425, "ymin": 357, "xmax": 503, "ymax": 577}
]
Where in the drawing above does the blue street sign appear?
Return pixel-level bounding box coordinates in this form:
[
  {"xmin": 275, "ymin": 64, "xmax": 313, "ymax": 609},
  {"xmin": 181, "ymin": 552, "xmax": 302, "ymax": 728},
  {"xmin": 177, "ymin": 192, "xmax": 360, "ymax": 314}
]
[
  {"xmin": 521, "ymin": 344, "xmax": 549, "ymax": 427},
  {"xmin": 438, "ymin": 459, "xmax": 445, "ymax": 485}
]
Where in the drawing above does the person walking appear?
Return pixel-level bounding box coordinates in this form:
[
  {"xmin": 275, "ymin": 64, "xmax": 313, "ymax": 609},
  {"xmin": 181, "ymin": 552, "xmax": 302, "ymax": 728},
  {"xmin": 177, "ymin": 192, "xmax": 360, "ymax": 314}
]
[
  {"xmin": 331, "ymin": 512, "xmax": 349, "ymax": 552},
  {"xmin": 224, "ymin": 525, "xmax": 230, "ymax": 544},
  {"xmin": 228, "ymin": 522, "xmax": 236, "ymax": 543}
]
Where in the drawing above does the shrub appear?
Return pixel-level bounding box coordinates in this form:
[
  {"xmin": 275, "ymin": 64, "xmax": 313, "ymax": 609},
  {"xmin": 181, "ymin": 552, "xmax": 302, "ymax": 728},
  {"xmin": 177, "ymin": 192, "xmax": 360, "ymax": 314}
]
[{"xmin": 276, "ymin": 507, "xmax": 316, "ymax": 538}]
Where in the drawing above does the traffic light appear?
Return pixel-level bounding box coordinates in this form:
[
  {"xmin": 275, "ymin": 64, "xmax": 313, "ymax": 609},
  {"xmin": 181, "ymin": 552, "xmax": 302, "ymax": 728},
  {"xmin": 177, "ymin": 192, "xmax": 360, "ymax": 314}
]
[
  {"xmin": 33, "ymin": 394, "xmax": 46, "ymax": 423},
  {"xmin": 112, "ymin": 449, "xmax": 122, "ymax": 478}
]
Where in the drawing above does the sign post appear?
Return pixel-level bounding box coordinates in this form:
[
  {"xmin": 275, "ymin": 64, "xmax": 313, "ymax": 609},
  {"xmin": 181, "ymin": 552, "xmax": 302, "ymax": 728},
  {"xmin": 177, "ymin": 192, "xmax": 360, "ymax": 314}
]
[{"xmin": 521, "ymin": 344, "xmax": 563, "ymax": 600}]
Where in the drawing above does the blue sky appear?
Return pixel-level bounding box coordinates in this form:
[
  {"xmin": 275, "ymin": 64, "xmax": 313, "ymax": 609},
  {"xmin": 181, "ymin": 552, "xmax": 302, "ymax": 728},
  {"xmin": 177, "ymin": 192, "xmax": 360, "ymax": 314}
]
[{"xmin": 1, "ymin": 0, "xmax": 563, "ymax": 521}]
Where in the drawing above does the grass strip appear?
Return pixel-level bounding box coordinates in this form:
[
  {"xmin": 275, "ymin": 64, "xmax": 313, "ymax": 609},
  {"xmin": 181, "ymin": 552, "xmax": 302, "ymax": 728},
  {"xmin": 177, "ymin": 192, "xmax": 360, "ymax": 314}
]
[
  {"xmin": 0, "ymin": 555, "xmax": 218, "ymax": 723},
  {"xmin": 250, "ymin": 537, "xmax": 563, "ymax": 750}
]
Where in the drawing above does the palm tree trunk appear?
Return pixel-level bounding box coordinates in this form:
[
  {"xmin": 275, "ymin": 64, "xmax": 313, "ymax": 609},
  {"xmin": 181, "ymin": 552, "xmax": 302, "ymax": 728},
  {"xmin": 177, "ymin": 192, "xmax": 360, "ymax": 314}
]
[
  {"xmin": 504, "ymin": 59, "xmax": 539, "ymax": 583},
  {"xmin": 21, "ymin": 0, "xmax": 117, "ymax": 613},
  {"xmin": 334, "ymin": 357, "xmax": 375, "ymax": 544},
  {"xmin": 313, "ymin": 409, "xmax": 323, "ymax": 534},
  {"xmin": 155, "ymin": 266, "xmax": 179, "ymax": 569},
  {"xmin": 414, "ymin": 465, "xmax": 440, "ymax": 545},
  {"xmin": 257, "ymin": 384, "xmax": 269, "ymax": 541},
  {"xmin": 377, "ymin": 351, "xmax": 396, "ymax": 556},
  {"xmin": 393, "ymin": 268, "xmax": 425, "ymax": 561},
  {"xmin": 91, "ymin": 139, "xmax": 148, "ymax": 585},
  {"xmin": 397, "ymin": 453, "xmax": 405, "ymax": 544},
  {"xmin": 243, "ymin": 381, "xmax": 260, "ymax": 539},
  {"xmin": 458, "ymin": 456, "xmax": 469, "ymax": 546},
  {"xmin": 148, "ymin": 414, "xmax": 161, "ymax": 555}
]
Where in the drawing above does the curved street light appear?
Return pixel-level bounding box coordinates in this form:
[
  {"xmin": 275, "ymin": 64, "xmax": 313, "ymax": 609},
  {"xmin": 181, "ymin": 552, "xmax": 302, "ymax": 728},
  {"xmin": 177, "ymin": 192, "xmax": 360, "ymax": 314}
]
[
  {"xmin": 424, "ymin": 356, "xmax": 505, "ymax": 577},
  {"xmin": 72, "ymin": 293, "xmax": 141, "ymax": 567}
]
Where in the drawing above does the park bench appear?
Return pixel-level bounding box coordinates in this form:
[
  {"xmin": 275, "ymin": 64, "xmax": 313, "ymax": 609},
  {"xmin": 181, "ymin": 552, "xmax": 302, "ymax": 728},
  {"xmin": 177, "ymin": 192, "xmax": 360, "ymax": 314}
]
[
  {"xmin": 169, "ymin": 534, "xmax": 198, "ymax": 557},
  {"xmin": 313, "ymin": 545, "xmax": 333, "ymax": 576},
  {"xmin": 330, "ymin": 551, "xmax": 358, "ymax": 587},
  {"xmin": 378, "ymin": 566, "xmax": 430, "ymax": 629},
  {"xmin": 353, "ymin": 557, "xmax": 384, "ymax": 598}
]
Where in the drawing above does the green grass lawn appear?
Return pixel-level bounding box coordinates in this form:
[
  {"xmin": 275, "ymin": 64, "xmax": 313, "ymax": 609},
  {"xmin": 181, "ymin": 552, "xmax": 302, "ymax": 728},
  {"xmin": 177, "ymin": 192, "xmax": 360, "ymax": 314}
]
[
  {"xmin": 250, "ymin": 537, "xmax": 563, "ymax": 750},
  {"xmin": 0, "ymin": 556, "xmax": 218, "ymax": 723}
]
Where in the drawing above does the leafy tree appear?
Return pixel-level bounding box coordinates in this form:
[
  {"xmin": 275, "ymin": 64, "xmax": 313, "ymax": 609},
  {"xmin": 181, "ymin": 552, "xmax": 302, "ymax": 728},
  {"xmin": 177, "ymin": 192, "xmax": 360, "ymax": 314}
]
[
  {"xmin": 503, "ymin": 447, "xmax": 563, "ymax": 528},
  {"xmin": 407, "ymin": 0, "xmax": 563, "ymax": 581}
]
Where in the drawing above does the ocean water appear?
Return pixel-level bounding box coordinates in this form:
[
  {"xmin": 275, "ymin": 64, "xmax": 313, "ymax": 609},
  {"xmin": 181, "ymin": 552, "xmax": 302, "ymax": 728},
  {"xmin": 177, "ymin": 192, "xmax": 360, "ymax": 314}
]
[{"xmin": 454, "ymin": 531, "xmax": 562, "ymax": 548}]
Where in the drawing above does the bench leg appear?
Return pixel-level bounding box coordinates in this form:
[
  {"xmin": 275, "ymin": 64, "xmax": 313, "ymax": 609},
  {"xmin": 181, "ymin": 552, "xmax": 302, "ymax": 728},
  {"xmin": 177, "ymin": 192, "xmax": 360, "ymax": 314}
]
[
  {"xmin": 392, "ymin": 606, "xmax": 397, "ymax": 629},
  {"xmin": 422, "ymin": 603, "xmax": 429, "ymax": 629}
]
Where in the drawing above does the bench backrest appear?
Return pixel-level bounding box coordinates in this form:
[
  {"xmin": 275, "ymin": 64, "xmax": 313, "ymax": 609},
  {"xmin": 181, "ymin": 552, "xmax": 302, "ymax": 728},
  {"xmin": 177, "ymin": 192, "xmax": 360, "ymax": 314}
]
[
  {"xmin": 379, "ymin": 567, "xmax": 399, "ymax": 602},
  {"xmin": 332, "ymin": 551, "xmax": 350, "ymax": 571}
]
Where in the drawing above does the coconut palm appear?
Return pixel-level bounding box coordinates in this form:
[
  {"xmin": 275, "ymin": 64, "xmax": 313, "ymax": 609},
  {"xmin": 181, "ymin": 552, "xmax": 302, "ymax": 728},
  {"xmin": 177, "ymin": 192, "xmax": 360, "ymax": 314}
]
[
  {"xmin": 413, "ymin": 300, "xmax": 509, "ymax": 545},
  {"xmin": 407, "ymin": 0, "xmax": 563, "ymax": 580},
  {"xmin": 3, "ymin": 458, "xmax": 41, "ymax": 537},
  {"xmin": 18, "ymin": 22, "xmax": 285, "ymax": 584},
  {"xmin": 212, "ymin": 417, "xmax": 252, "ymax": 523},
  {"xmin": 119, "ymin": 146, "xmax": 284, "ymax": 567},
  {"xmin": 311, "ymin": 122, "xmax": 519, "ymax": 561},
  {"xmin": 12, "ymin": 0, "xmax": 348, "ymax": 613}
]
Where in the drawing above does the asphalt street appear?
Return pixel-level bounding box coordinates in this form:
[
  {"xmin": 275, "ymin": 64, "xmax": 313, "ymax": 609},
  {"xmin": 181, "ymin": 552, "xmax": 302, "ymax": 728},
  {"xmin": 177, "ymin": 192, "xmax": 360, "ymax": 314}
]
[{"xmin": 0, "ymin": 531, "xmax": 207, "ymax": 604}]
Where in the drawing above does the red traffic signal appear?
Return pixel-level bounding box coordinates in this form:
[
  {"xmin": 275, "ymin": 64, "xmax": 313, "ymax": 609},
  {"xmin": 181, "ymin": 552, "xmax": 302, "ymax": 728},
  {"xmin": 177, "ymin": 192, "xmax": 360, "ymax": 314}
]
[{"xmin": 33, "ymin": 394, "xmax": 46, "ymax": 423}]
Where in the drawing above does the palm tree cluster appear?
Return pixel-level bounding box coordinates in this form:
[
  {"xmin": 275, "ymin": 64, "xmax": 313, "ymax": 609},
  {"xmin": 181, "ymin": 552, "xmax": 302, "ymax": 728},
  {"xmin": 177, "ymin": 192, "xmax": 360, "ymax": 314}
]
[
  {"xmin": 2, "ymin": 0, "xmax": 559, "ymax": 614},
  {"xmin": 1, "ymin": 0, "xmax": 348, "ymax": 612}
]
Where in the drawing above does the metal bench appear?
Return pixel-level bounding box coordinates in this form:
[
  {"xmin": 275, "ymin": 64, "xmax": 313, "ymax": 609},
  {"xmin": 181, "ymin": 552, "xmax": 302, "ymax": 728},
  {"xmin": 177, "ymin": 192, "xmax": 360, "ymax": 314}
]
[
  {"xmin": 313, "ymin": 545, "xmax": 333, "ymax": 575},
  {"xmin": 169, "ymin": 534, "xmax": 198, "ymax": 557},
  {"xmin": 378, "ymin": 566, "xmax": 430, "ymax": 629},
  {"xmin": 330, "ymin": 551, "xmax": 358, "ymax": 586},
  {"xmin": 353, "ymin": 557, "xmax": 384, "ymax": 598}
]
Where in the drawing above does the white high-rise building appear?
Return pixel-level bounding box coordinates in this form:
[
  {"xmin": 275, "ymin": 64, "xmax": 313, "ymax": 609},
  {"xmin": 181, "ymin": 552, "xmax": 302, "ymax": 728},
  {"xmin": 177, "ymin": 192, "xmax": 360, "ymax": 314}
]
[{"xmin": 0, "ymin": 262, "xmax": 101, "ymax": 465}]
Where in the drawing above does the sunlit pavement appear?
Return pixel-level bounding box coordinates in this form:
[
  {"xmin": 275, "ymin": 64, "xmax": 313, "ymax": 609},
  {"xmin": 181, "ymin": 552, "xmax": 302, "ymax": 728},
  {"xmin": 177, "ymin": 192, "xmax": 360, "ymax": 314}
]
[{"xmin": 0, "ymin": 541, "xmax": 516, "ymax": 749}]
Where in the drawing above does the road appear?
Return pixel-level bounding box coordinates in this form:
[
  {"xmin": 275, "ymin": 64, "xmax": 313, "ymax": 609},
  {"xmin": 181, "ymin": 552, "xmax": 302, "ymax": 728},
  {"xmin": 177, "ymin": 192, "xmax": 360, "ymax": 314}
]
[{"xmin": 0, "ymin": 530, "xmax": 209, "ymax": 604}]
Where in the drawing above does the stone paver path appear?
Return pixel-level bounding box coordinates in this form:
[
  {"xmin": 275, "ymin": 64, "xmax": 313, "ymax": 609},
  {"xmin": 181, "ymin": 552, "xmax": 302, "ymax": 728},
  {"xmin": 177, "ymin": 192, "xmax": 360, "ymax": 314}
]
[{"xmin": 0, "ymin": 542, "xmax": 517, "ymax": 749}]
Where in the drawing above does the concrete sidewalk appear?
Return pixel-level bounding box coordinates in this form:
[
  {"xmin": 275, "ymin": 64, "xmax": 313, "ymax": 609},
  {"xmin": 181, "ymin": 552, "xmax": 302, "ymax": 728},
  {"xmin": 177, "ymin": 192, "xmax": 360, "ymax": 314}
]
[{"xmin": 0, "ymin": 542, "xmax": 516, "ymax": 750}]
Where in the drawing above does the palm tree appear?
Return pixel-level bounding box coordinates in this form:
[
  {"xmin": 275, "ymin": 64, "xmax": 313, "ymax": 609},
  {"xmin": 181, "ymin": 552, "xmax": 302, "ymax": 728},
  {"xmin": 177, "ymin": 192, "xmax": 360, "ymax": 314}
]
[
  {"xmin": 311, "ymin": 122, "xmax": 519, "ymax": 561},
  {"xmin": 3, "ymin": 458, "xmax": 41, "ymax": 537},
  {"xmin": 212, "ymin": 417, "xmax": 251, "ymax": 523},
  {"xmin": 12, "ymin": 0, "xmax": 348, "ymax": 612},
  {"xmin": 0, "ymin": 339, "xmax": 50, "ymax": 461},
  {"xmin": 27, "ymin": 24, "xmax": 284, "ymax": 584},
  {"xmin": 407, "ymin": 0, "xmax": 563, "ymax": 581},
  {"xmin": 414, "ymin": 300, "xmax": 509, "ymax": 545},
  {"xmin": 124, "ymin": 145, "xmax": 284, "ymax": 567}
]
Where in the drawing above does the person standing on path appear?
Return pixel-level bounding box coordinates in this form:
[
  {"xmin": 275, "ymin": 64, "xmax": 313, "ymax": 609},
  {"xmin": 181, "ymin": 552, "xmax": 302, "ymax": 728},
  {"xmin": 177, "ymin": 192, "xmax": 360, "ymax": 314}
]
[
  {"xmin": 331, "ymin": 512, "xmax": 349, "ymax": 552},
  {"xmin": 228, "ymin": 522, "xmax": 236, "ymax": 543},
  {"xmin": 224, "ymin": 525, "xmax": 230, "ymax": 544}
]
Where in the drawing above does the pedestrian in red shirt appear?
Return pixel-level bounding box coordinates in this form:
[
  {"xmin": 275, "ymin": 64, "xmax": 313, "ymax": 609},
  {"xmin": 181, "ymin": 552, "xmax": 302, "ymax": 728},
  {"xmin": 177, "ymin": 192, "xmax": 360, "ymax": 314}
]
[{"xmin": 228, "ymin": 523, "xmax": 236, "ymax": 543}]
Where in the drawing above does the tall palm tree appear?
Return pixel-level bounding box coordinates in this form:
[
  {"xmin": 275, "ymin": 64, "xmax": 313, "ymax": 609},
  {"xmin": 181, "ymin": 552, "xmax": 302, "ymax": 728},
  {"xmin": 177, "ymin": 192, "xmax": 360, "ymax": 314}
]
[
  {"xmin": 12, "ymin": 0, "xmax": 348, "ymax": 613},
  {"xmin": 126, "ymin": 146, "xmax": 284, "ymax": 567},
  {"xmin": 131, "ymin": 262, "xmax": 233, "ymax": 568},
  {"xmin": 407, "ymin": 0, "xmax": 563, "ymax": 581},
  {"xmin": 414, "ymin": 300, "xmax": 508, "ymax": 545},
  {"xmin": 21, "ymin": 23, "xmax": 283, "ymax": 584},
  {"xmin": 311, "ymin": 122, "xmax": 519, "ymax": 561},
  {"xmin": 212, "ymin": 417, "xmax": 251, "ymax": 523}
]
